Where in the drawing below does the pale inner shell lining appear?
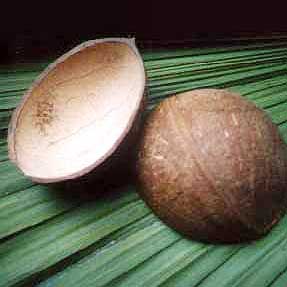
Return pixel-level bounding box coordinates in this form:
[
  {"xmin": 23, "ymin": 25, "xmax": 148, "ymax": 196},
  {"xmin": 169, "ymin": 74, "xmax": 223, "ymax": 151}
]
[{"xmin": 14, "ymin": 42, "xmax": 144, "ymax": 179}]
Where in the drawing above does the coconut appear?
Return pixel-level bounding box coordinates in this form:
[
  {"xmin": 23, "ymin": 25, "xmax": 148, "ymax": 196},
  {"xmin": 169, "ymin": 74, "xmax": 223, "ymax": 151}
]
[
  {"xmin": 137, "ymin": 89, "xmax": 287, "ymax": 243},
  {"xmin": 8, "ymin": 38, "xmax": 146, "ymax": 184}
]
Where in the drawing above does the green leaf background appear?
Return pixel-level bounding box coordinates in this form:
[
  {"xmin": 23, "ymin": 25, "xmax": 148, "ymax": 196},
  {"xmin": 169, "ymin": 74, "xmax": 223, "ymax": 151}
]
[{"xmin": 0, "ymin": 38, "xmax": 287, "ymax": 287}]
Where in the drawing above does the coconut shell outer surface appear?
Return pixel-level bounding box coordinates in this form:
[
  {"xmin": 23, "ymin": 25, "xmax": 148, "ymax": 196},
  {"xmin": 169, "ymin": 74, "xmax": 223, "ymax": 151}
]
[
  {"xmin": 8, "ymin": 38, "xmax": 146, "ymax": 184},
  {"xmin": 137, "ymin": 89, "xmax": 287, "ymax": 243}
]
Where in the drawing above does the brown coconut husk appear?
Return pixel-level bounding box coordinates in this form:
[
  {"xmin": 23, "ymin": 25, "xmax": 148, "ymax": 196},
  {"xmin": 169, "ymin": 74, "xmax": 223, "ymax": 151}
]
[{"xmin": 137, "ymin": 89, "xmax": 287, "ymax": 243}]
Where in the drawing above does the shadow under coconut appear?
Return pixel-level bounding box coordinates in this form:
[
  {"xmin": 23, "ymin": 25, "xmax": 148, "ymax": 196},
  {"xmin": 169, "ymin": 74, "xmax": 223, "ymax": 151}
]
[{"xmin": 47, "ymin": 165, "xmax": 135, "ymax": 203}]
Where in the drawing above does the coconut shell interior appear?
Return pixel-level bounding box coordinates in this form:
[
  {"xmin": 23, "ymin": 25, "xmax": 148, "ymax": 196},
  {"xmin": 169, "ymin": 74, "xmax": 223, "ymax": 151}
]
[{"xmin": 9, "ymin": 40, "xmax": 145, "ymax": 182}]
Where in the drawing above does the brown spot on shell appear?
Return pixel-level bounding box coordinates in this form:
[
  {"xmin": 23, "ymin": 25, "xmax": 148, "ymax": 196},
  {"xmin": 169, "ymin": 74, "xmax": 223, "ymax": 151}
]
[{"xmin": 34, "ymin": 91, "xmax": 57, "ymax": 135}]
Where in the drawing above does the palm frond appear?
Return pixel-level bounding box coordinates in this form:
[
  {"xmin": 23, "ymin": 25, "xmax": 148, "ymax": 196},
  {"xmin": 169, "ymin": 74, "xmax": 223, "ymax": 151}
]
[{"xmin": 0, "ymin": 38, "xmax": 287, "ymax": 287}]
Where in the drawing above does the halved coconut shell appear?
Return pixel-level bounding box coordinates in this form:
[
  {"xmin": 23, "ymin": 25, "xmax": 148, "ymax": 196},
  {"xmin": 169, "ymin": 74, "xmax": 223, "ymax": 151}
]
[
  {"xmin": 8, "ymin": 38, "xmax": 146, "ymax": 183},
  {"xmin": 137, "ymin": 89, "xmax": 287, "ymax": 243}
]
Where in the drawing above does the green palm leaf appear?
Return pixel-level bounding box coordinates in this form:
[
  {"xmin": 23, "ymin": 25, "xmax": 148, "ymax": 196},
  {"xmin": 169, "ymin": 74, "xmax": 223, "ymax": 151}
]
[{"xmin": 0, "ymin": 38, "xmax": 287, "ymax": 287}]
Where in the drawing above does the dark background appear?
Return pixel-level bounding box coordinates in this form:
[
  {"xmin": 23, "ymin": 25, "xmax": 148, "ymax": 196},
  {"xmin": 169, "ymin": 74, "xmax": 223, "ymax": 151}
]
[{"xmin": 2, "ymin": 2, "xmax": 287, "ymax": 63}]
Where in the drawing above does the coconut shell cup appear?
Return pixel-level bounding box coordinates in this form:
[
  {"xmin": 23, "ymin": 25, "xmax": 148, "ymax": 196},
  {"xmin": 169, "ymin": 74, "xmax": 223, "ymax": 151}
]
[
  {"xmin": 137, "ymin": 89, "xmax": 287, "ymax": 244},
  {"xmin": 8, "ymin": 38, "xmax": 146, "ymax": 185}
]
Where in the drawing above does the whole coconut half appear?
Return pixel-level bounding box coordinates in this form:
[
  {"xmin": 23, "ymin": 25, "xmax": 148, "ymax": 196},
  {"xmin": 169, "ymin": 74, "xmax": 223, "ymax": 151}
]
[
  {"xmin": 137, "ymin": 89, "xmax": 287, "ymax": 243},
  {"xmin": 8, "ymin": 38, "xmax": 146, "ymax": 183}
]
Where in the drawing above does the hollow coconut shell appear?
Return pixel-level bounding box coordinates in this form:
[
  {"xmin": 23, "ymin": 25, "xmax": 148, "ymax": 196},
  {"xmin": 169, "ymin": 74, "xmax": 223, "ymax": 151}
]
[
  {"xmin": 8, "ymin": 38, "xmax": 146, "ymax": 184},
  {"xmin": 137, "ymin": 89, "xmax": 287, "ymax": 243}
]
